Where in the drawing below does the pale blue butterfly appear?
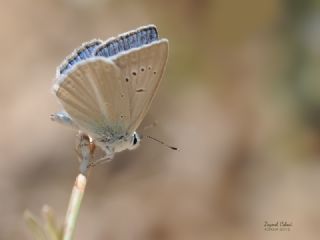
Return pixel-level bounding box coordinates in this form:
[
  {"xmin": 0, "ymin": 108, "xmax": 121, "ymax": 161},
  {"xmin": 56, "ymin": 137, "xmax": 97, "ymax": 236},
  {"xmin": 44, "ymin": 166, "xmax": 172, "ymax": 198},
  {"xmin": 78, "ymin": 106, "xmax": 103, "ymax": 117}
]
[{"xmin": 51, "ymin": 25, "xmax": 169, "ymax": 165}]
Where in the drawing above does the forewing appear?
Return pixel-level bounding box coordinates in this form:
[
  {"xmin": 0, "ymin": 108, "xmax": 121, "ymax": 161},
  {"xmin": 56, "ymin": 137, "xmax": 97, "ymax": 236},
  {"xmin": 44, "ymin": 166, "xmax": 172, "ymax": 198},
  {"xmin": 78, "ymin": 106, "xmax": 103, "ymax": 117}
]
[
  {"xmin": 53, "ymin": 58, "xmax": 130, "ymax": 139},
  {"xmin": 111, "ymin": 40, "xmax": 169, "ymax": 133}
]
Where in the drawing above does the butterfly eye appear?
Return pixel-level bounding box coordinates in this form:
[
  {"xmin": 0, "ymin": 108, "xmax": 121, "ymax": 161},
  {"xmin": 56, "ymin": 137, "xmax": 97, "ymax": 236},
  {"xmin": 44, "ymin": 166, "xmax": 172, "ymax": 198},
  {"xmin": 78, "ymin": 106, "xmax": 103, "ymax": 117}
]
[
  {"xmin": 128, "ymin": 132, "xmax": 140, "ymax": 150},
  {"xmin": 133, "ymin": 134, "xmax": 138, "ymax": 145},
  {"xmin": 133, "ymin": 132, "xmax": 140, "ymax": 145}
]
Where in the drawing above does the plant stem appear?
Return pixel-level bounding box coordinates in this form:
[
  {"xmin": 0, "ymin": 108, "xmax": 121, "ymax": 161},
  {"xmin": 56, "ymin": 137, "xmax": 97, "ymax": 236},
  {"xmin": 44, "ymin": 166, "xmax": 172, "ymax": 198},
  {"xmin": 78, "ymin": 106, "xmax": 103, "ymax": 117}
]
[
  {"xmin": 63, "ymin": 134, "xmax": 91, "ymax": 240},
  {"xmin": 63, "ymin": 174, "xmax": 87, "ymax": 240}
]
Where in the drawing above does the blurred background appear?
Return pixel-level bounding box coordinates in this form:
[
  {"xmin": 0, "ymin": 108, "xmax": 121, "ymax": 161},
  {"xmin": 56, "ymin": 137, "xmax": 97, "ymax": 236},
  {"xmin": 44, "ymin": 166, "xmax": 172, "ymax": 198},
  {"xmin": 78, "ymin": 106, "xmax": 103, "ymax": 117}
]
[{"xmin": 1, "ymin": 0, "xmax": 320, "ymax": 239}]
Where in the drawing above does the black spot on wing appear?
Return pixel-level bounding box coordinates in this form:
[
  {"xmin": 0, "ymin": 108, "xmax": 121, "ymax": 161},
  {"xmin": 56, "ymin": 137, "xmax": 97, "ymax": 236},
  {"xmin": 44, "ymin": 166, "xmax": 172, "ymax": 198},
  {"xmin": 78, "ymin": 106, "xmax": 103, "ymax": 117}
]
[{"xmin": 136, "ymin": 88, "xmax": 146, "ymax": 93}]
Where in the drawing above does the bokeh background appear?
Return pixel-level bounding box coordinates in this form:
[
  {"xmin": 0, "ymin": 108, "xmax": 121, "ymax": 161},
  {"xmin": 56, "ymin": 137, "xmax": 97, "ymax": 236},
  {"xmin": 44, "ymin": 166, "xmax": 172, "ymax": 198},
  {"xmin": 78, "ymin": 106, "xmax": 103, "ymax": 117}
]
[{"xmin": 1, "ymin": 0, "xmax": 320, "ymax": 239}]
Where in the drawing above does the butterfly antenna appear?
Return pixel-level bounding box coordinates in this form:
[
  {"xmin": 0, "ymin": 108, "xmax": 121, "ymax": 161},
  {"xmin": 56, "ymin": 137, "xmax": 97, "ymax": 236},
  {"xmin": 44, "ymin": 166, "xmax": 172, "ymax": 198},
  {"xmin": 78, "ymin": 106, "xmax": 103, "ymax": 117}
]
[{"xmin": 146, "ymin": 135, "xmax": 179, "ymax": 151}]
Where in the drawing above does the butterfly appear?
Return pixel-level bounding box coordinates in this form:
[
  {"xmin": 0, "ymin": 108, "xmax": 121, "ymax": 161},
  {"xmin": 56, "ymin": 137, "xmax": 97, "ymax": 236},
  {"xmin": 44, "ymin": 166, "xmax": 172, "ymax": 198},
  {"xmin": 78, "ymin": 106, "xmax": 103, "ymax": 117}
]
[{"xmin": 51, "ymin": 25, "xmax": 169, "ymax": 165}]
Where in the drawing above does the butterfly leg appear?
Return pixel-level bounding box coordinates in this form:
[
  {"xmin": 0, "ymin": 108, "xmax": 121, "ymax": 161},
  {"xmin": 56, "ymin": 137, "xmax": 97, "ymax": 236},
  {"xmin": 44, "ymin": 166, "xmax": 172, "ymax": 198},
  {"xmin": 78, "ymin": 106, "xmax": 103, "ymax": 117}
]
[
  {"xmin": 88, "ymin": 155, "xmax": 113, "ymax": 167},
  {"xmin": 89, "ymin": 146, "xmax": 114, "ymax": 167},
  {"xmin": 50, "ymin": 111, "xmax": 78, "ymax": 129}
]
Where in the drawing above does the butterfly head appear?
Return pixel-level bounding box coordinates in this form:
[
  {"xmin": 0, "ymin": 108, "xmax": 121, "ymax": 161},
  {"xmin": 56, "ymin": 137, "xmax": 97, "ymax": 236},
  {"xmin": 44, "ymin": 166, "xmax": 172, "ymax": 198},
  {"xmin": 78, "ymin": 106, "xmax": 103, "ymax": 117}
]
[
  {"xmin": 114, "ymin": 131, "xmax": 140, "ymax": 152},
  {"xmin": 98, "ymin": 131, "xmax": 140, "ymax": 154}
]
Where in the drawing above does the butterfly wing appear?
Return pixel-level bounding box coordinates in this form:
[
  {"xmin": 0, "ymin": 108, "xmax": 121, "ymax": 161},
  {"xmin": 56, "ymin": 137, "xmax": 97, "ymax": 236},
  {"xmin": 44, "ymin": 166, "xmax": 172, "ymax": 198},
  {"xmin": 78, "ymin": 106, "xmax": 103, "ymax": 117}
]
[
  {"xmin": 57, "ymin": 39, "xmax": 102, "ymax": 77},
  {"xmin": 53, "ymin": 58, "xmax": 130, "ymax": 140},
  {"xmin": 53, "ymin": 25, "xmax": 168, "ymax": 139},
  {"xmin": 110, "ymin": 40, "xmax": 169, "ymax": 133}
]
